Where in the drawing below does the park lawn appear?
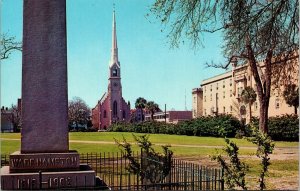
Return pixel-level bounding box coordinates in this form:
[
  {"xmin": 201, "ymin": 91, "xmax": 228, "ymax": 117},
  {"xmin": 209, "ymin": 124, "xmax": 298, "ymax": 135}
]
[
  {"xmin": 1, "ymin": 132, "xmax": 298, "ymax": 147},
  {"xmin": 243, "ymin": 159, "xmax": 299, "ymax": 190},
  {"xmin": 1, "ymin": 132, "xmax": 298, "ymax": 190},
  {"xmin": 0, "ymin": 139, "xmax": 257, "ymax": 156}
]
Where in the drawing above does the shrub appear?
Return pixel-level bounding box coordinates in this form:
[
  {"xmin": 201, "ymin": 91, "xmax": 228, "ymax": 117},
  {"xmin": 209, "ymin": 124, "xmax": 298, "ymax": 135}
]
[
  {"xmin": 109, "ymin": 114, "xmax": 242, "ymax": 138},
  {"xmin": 250, "ymin": 115, "xmax": 298, "ymax": 141}
]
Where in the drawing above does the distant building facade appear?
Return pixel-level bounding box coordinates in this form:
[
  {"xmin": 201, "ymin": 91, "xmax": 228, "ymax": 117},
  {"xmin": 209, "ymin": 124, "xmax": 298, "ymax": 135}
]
[
  {"xmin": 92, "ymin": 11, "xmax": 130, "ymax": 130},
  {"xmin": 1, "ymin": 98, "xmax": 22, "ymax": 132},
  {"xmin": 192, "ymin": 57, "xmax": 298, "ymax": 122},
  {"xmin": 145, "ymin": 111, "xmax": 192, "ymax": 124},
  {"xmin": 192, "ymin": 88, "xmax": 203, "ymax": 118},
  {"xmin": 1, "ymin": 107, "xmax": 14, "ymax": 132}
]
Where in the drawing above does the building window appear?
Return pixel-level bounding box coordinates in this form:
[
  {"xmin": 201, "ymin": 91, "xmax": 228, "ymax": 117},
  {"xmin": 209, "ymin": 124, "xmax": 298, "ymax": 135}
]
[
  {"xmin": 223, "ymin": 91, "xmax": 225, "ymax": 99},
  {"xmin": 275, "ymin": 99, "xmax": 280, "ymax": 109},
  {"xmin": 123, "ymin": 111, "xmax": 126, "ymax": 119},
  {"xmin": 193, "ymin": 97, "xmax": 196, "ymax": 103},
  {"xmin": 113, "ymin": 101, "xmax": 118, "ymax": 116},
  {"xmin": 216, "ymin": 83, "xmax": 218, "ymax": 90},
  {"xmin": 204, "ymin": 96, "xmax": 206, "ymax": 102},
  {"xmin": 223, "ymin": 107, "xmax": 226, "ymax": 113},
  {"xmin": 204, "ymin": 109, "xmax": 206, "ymax": 115},
  {"xmin": 211, "ymin": 107, "xmax": 214, "ymax": 114},
  {"xmin": 230, "ymin": 90, "xmax": 232, "ymax": 97},
  {"xmin": 112, "ymin": 68, "xmax": 118, "ymax": 77},
  {"xmin": 210, "ymin": 85, "xmax": 212, "ymax": 92},
  {"xmin": 103, "ymin": 110, "xmax": 107, "ymax": 118},
  {"xmin": 230, "ymin": 105, "xmax": 233, "ymax": 112},
  {"xmin": 223, "ymin": 80, "xmax": 225, "ymax": 88},
  {"xmin": 216, "ymin": 93, "xmax": 219, "ymax": 100},
  {"xmin": 204, "ymin": 86, "xmax": 206, "ymax": 92},
  {"xmin": 210, "ymin": 94, "xmax": 212, "ymax": 101},
  {"xmin": 230, "ymin": 79, "xmax": 232, "ymax": 86},
  {"xmin": 254, "ymin": 102, "xmax": 258, "ymax": 110}
]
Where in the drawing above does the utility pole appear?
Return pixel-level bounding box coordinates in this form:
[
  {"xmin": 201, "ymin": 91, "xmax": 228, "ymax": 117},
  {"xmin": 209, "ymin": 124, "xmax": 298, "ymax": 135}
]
[
  {"xmin": 164, "ymin": 104, "xmax": 167, "ymax": 123},
  {"xmin": 185, "ymin": 89, "xmax": 187, "ymax": 111}
]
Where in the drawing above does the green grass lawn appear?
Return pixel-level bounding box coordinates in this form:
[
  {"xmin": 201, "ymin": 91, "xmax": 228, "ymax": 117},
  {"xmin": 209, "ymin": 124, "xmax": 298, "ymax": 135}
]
[
  {"xmin": 2, "ymin": 132, "xmax": 298, "ymax": 146},
  {"xmin": 1, "ymin": 132, "xmax": 298, "ymax": 190},
  {"xmin": 1, "ymin": 132, "xmax": 297, "ymax": 155}
]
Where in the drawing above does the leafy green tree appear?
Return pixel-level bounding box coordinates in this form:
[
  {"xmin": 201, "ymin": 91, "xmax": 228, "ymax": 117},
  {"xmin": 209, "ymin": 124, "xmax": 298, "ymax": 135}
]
[
  {"xmin": 241, "ymin": 86, "xmax": 257, "ymax": 120},
  {"xmin": 212, "ymin": 126, "xmax": 275, "ymax": 190},
  {"xmin": 283, "ymin": 84, "xmax": 299, "ymax": 114},
  {"xmin": 212, "ymin": 138, "xmax": 248, "ymax": 190},
  {"xmin": 135, "ymin": 97, "xmax": 147, "ymax": 121},
  {"xmin": 68, "ymin": 97, "xmax": 90, "ymax": 131},
  {"xmin": 146, "ymin": 101, "xmax": 160, "ymax": 121},
  {"xmin": 115, "ymin": 134, "xmax": 173, "ymax": 187},
  {"xmin": 1, "ymin": 34, "xmax": 22, "ymax": 60},
  {"xmin": 247, "ymin": 126, "xmax": 275, "ymax": 190},
  {"xmin": 151, "ymin": 0, "xmax": 299, "ymax": 133}
]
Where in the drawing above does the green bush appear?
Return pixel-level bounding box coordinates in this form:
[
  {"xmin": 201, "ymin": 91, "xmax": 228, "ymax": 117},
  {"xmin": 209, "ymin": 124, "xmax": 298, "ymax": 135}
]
[
  {"xmin": 109, "ymin": 114, "xmax": 242, "ymax": 138},
  {"xmin": 250, "ymin": 114, "xmax": 299, "ymax": 141}
]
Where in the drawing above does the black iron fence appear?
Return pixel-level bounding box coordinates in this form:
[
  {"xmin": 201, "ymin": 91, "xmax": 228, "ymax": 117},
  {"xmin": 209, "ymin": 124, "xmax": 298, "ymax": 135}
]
[{"xmin": 1, "ymin": 152, "xmax": 224, "ymax": 190}]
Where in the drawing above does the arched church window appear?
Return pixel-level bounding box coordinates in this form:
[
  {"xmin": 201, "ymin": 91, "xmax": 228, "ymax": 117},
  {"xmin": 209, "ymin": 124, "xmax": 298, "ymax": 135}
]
[
  {"xmin": 113, "ymin": 101, "xmax": 118, "ymax": 116},
  {"xmin": 123, "ymin": 110, "xmax": 126, "ymax": 119},
  {"xmin": 112, "ymin": 68, "xmax": 118, "ymax": 77},
  {"xmin": 103, "ymin": 110, "xmax": 107, "ymax": 118}
]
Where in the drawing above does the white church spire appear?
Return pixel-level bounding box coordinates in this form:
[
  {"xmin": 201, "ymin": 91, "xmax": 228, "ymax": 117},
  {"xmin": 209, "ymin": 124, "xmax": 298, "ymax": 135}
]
[{"xmin": 110, "ymin": 8, "xmax": 119, "ymax": 67}]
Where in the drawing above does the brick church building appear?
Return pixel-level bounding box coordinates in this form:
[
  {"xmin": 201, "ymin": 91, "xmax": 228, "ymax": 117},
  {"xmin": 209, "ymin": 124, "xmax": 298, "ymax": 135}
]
[{"xmin": 92, "ymin": 11, "xmax": 130, "ymax": 130}]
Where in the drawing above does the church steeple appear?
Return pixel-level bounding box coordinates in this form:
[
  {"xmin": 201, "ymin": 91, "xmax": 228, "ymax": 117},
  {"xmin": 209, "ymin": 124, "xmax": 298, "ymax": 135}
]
[{"xmin": 110, "ymin": 9, "xmax": 119, "ymax": 67}]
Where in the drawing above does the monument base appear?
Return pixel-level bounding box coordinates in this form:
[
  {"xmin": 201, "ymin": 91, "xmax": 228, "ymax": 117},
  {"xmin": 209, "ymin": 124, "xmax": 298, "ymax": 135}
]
[
  {"xmin": 1, "ymin": 151, "xmax": 109, "ymax": 190},
  {"xmin": 1, "ymin": 165, "xmax": 103, "ymax": 190},
  {"xmin": 9, "ymin": 151, "xmax": 80, "ymax": 173}
]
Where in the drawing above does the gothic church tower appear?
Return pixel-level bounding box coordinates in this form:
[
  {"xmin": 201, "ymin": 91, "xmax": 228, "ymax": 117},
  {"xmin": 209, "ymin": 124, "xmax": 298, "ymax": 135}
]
[
  {"xmin": 92, "ymin": 10, "xmax": 131, "ymax": 129},
  {"xmin": 108, "ymin": 10, "xmax": 123, "ymax": 122}
]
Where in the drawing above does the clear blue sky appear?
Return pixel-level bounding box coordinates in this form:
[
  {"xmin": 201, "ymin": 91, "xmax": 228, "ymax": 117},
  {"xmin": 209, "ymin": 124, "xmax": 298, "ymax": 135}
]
[{"xmin": 1, "ymin": 0, "xmax": 227, "ymax": 111}]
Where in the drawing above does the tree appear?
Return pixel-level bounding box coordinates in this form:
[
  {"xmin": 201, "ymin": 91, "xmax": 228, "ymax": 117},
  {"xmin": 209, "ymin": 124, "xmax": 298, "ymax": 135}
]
[
  {"xmin": 241, "ymin": 86, "xmax": 257, "ymax": 120},
  {"xmin": 151, "ymin": 0, "xmax": 299, "ymax": 133},
  {"xmin": 135, "ymin": 97, "xmax": 147, "ymax": 121},
  {"xmin": 68, "ymin": 97, "xmax": 90, "ymax": 131},
  {"xmin": 146, "ymin": 101, "xmax": 160, "ymax": 121},
  {"xmin": 1, "ymin": 34, "xmax": 22, "ymax": 60},
  {"xmin": 115, "ymin": 134, "xmax": 173, "ymax": 188},
  {"xmin": 212, "ymin": 126, "xmax": 275, "ymax": 190},
  {"xmin": 283, "ymin": 84, "xmax": 299, "ymax": 114},
  {"xmin": 3, "ymin": 105, "xmax": 21, "ymax": 132}
]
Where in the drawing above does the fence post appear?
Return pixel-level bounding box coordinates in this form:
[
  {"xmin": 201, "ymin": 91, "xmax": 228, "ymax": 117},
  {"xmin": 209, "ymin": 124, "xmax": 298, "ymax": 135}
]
[
  {"xmin": 192, "ymin": 163, "xmax": 195, "ymax": 191},
  {"xmin": 120, "ymin": 152, "xmax": 123, "ymax": 190},
  {"xmin": 221, "ymin": 168, "xmax": 224, "ymax": 190},
  {"xmin": 184, "ymin": 163, "xmax": 187, "ymax": 190}
]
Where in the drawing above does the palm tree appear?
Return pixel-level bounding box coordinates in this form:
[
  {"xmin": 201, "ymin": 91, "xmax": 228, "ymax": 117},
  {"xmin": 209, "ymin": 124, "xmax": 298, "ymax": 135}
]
[
  {"xmin": 135, "ymin": 97, "xmax": 147, "ymax": 121},
  {"xmin": 240, "ymin": 86, "xmax": 257, "ymax": 120},
  {"xmin": 146, "ymin": 101, "xmax": 159, "ymax": 121},
  {"xmin": 283, "ymin": 84, "xmax": 299, "ymax": 114}
]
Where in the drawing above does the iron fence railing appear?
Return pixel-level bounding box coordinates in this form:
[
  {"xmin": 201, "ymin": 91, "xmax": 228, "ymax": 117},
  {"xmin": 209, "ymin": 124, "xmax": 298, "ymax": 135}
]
[{"xmin": 1, "ymin": 152, "xmax": 224, "ymax": 190}]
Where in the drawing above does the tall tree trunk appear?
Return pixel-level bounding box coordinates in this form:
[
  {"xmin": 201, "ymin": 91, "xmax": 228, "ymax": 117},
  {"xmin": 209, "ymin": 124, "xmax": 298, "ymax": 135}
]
[
  {"xmin": 246, "ymin": 36, "xmax": 272, "ymax": 134},
  {"xmin": 259, "ymin": 99, "xmax": 269, "ymax": 133},
  {"xmin": 151, "ymin": 112, "xmax": 154, "ymax": 121}
]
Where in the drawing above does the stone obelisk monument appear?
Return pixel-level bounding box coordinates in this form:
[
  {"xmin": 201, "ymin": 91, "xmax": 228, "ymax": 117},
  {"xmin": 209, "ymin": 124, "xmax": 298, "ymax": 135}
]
[
  {"xmin": 1, "ymin": 1, "xmax": 102, "ymax": 189},
  {"xmin": 21, "ymin": 0, "xmax": 68, "ymax": 154}
]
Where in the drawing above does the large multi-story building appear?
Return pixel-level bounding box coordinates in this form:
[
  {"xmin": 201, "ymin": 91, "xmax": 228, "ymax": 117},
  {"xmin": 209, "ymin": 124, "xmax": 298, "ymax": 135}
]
[
  {"xmin": 192, "ymin": 57, "xmax": 298, "ymax": 122},
  {"xmin": 92, "ymin": 11, "xmax": 131, "ymax": 130}
]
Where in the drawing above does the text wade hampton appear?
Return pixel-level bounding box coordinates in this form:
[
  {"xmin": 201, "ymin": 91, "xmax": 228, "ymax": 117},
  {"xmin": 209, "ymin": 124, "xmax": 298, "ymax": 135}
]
[{"xmin": 10, "ymin": 156, "xmax": 78, "ymax": 168}]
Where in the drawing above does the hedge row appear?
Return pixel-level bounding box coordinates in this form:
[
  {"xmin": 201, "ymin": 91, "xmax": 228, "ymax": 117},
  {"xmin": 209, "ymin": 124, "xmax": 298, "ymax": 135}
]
[
  {"xmin": 109, "ymin": 114, "xmax": 299, "ymax": 141},
  {"xmin": 109, "ymin": 114, "xmax": 242, "ymax": 138},
  {"xmin": 250, "ymin": 114, "xmax": 299, "ymax": 141}
]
